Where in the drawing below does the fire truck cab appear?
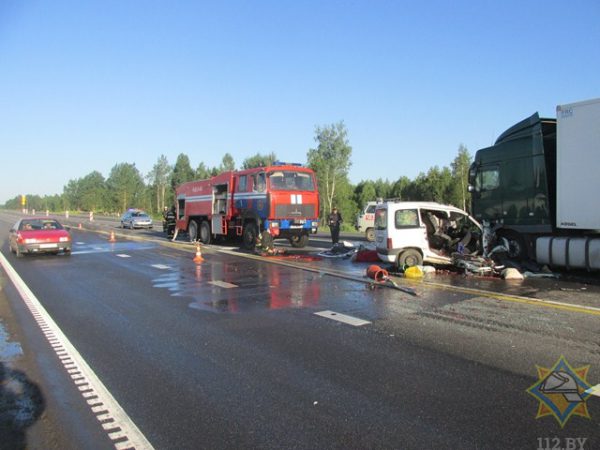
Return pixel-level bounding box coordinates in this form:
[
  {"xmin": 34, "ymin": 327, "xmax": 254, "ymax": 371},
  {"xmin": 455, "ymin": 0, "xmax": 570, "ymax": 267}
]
[{"xmin": 175, "ymin": 162, "xmax": 319, "ymax": 249}]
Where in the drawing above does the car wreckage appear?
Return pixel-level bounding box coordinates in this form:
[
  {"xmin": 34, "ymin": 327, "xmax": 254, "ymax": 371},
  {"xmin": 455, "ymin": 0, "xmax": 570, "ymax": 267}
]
[{"xmin": 374, "ymin": 201, "xmax": 482, "ymax": 268}]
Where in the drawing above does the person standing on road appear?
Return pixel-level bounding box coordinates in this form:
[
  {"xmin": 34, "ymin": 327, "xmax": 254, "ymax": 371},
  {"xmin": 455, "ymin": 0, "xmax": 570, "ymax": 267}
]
[{"xmin": 328, "ymin": 207, "xmax": 343, "ymax": 245}]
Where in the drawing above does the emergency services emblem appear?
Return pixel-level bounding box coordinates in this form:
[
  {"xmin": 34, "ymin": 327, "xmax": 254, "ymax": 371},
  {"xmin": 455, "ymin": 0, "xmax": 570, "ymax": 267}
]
[{"xmin": 526, "ymin": 355, "xmax": 593, "ymax": 427}]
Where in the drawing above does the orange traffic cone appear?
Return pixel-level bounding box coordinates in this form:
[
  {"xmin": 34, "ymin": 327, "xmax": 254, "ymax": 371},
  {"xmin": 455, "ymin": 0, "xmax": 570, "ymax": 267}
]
[
  {"xmin": 109, "ymin": 230, "xmax": 116, "ymax": 242},
  {"xmin": 193, "ymin": 242, "xmax": 204, "ymax": 263}
]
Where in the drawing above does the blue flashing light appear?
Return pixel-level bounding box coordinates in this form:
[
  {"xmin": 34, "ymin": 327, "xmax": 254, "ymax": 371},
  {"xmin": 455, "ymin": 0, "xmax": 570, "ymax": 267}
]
[{"xmin": 273, "ymin": 161, "xmax": 303, "ymax": 167}]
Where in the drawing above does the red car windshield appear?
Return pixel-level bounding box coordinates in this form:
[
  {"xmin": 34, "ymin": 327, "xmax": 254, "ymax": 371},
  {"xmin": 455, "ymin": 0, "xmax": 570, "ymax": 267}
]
[{"xmin": 20, "ymin": 219, "xmax": 63, "ymax": 231}]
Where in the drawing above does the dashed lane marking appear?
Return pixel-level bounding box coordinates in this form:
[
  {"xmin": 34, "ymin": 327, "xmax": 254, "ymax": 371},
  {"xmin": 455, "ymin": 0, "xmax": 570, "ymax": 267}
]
[
  {"xmin": 314, "ymin": 310, "xmax": 371, "ymax": 327},
  {"xmin": 208, "ymin": 280, "xmax": 238, "ymax": 289},
  {"xmin": 116, "ymin": 254, "xmax": 131, "ymax": 258},
  {"xmin": 151, "ymin": 264, "xmax": 171, "ymax": 270},
  {"xmin": 0, "ymin": 251, "xmax": 154, "ymax": 449}
]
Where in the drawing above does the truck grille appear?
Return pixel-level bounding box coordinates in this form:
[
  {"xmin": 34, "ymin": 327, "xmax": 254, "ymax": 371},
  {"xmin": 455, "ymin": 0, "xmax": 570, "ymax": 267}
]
[{"xmin": 274, "ymin": 204, "xmax": 316, "ymax": 218}]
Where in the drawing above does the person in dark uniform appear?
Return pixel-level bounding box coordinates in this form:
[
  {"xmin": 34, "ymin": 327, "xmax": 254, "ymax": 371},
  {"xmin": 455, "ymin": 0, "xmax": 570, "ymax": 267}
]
[
  {"xmin": 328, "ymin": 207, "xmax": 343, "ymax": 244},
  {"xmin": 163, "ymin": 205, "xmax": 177, "ymax": 237}
]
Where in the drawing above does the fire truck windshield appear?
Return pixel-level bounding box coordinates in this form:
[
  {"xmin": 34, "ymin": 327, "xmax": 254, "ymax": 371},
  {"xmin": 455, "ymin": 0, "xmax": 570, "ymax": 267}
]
[{"xmin": 268, "ymin": 170, "xmax": 315, "ymax": 191}]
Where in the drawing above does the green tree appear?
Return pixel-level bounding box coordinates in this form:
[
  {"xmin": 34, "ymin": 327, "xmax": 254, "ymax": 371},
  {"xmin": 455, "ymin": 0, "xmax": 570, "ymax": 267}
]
[
  {"xmin": 219, "ymin": 153, "xmax": 236, "ymax": 173},
  {"xmin": 242, "ymin": 152, "xmax": 277, "ymax": 169},
  {"xmin": 171, "ymin": 153, "xmax": 195, "ymax": 192},
  {"xmin": 307, "ymin": 121, "xmax": 352, "ymax": 221},
  {"xmin": 79, "ymin": 171, "xmax": 106, "ymax": 211},
  {"xmin": 450, "ymin": 144, "xmax": 472, "ymax": 211},
  {"xmin": 147, "ymin": 155, "xmax": 172, "ymax": 212},
  {"xmin": 106, "ymin": 163, "xmax": 145, "ymax": 212},
  {"xmin": 63, "ymin": 178, "xmax": 83, "ymax": 211},
  {"xmin": 390, "ymin": 176, "xmax": 411, "ymax": 199},
  {"xmin": 354, "ymin": 181, "xmax": 377, "ymax": 209},
  {"xmin": 195, "ymin": 162, "xmax": 212, "ymax": 180}
]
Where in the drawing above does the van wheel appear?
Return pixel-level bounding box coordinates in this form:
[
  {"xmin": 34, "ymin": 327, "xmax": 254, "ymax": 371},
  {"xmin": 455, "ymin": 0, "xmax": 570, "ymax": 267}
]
[
  {"xmin": 397, "ymin": 249, "xmax": 422, "ymax": 268},
  {"xmin": 189, "ymin": 220, "xmax": 198, "ymax": 242},
  {"xmin": 242, "ymin": 223, "xmax": 258, "ymax": 250},
  {"xmin": 366, "ymin": 228, "xmax": 375, "ymax": 242},
  {"xmin": 200, "ymin": 221, "xmax": 212, "ymax": 244}
]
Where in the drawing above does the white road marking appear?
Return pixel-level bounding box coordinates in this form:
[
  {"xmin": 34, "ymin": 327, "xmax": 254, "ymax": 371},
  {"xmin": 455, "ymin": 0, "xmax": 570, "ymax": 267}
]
[
  {"xmin": 585, "ymin": 384, "xmax": 600, "ymax": 397},
  {"xmin": 0, "ymin": 252, "xmax": 154, "ymax": 449},
  {"xmin": 208, "ymin": 280, "xmax": 238, "ymax": 289},
  {"xmin": 116, "ymin": 254, "xmax": 131, "ymax": 258},
  {"xmin": 151, "ymin": 264, "xmax": 171, "ymax": 270},
  {"xmin": 314, "ymin": 310, "xmax": 371, "ymax": 327}
]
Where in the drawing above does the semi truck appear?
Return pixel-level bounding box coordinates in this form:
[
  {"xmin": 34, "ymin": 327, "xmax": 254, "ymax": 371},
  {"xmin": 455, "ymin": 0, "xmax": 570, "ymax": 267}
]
[
  {"xmin": 174, "ymin": 162, "xmax": 319, "ymax": 249},
  {"xmin": 468, "ymin": 98, "xmax": 600, "ymax": 270}
]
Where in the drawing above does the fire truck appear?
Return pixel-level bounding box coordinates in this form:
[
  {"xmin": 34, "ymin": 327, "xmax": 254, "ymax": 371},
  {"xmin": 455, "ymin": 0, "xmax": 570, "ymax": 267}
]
[{"xmin": 174, "ymin": 162, "xmax": 319, "ymax": 249}]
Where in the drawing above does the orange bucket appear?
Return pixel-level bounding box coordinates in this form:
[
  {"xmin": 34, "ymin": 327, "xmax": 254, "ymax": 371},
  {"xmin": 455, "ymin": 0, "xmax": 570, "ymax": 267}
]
[{"xmin": 366, "ymin": 265, "xmax": 389, "ymax": 281}]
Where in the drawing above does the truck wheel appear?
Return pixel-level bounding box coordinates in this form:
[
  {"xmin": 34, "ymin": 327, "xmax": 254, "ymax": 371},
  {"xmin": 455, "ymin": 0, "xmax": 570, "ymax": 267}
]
[
  {"xmin": 189, "ymin": 220, "xmax": 198, "ymax": 242},
  {"xmin": 397, "ymin": 249, "xmax": 422, "ymax": 268},
  {"xmin": 289, "ymin": 234, "xmax": 309, "ymax": 248},
  {"xmin": 497, "ymin": 230, "xmax": 527, "ymax": 260},
  {"xmin": 200, "ymin": 221, "xmax": 212, "ymax": 244},
  {"xmin": 366, "ymin": 228, "xmax": 375, "ymax": 242},
  {"xmin": 242, "ymin": 223, "xmax": 258, "ymax": 250}
]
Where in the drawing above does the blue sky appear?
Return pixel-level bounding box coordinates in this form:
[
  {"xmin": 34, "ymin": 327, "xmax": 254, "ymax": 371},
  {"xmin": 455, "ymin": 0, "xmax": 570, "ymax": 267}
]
[{"xmin": 1, "ymin": 0, "xmax": 599, "ymax": 204}]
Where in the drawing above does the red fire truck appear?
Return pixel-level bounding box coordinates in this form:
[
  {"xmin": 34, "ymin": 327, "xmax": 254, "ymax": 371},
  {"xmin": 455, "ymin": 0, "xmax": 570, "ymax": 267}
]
[{"xmin": 174, "ymin": 162, "xmax": 319, "ymax": 249}]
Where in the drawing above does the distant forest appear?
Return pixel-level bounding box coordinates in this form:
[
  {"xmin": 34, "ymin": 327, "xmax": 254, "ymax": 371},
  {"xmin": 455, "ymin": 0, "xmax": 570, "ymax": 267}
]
[{"xmin": 2, "ymin": 123, "xmax": 472, "ymax": 228}]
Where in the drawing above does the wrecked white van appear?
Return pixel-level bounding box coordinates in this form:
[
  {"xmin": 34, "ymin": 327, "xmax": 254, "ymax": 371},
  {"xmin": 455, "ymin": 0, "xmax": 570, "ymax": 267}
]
[{"xmin": 375, "ymin": 201, "xmax": 482, "ymax": 267}]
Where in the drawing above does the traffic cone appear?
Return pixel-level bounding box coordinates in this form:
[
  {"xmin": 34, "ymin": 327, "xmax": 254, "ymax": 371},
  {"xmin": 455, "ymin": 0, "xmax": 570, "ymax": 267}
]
[
  {"xmin": 109, "ymin": 230, "xmax": 116, "ymax": 242},
  {"xmin": 193, "ymin": 242, "xmax": 204, "ymax": 263}
]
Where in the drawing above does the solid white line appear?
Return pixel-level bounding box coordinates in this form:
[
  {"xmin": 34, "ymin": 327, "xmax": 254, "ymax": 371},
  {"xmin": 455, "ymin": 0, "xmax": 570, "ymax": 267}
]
[
  {"xmin": 314, "ymin": 310, "xmax": 371, "ymax": 327},
  {"xmin": 0, "ymin": 251, "xmax": 154, "ymax": 449}
]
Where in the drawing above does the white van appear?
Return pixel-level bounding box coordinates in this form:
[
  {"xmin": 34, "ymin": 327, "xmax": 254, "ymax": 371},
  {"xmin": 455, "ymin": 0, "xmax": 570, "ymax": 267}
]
[
  {"xmin": 354, "ymin": 201, "xmax": 379, "ymax": 241},
  {"xmin": 375, "ymin": 201, "xmax": 482, "ymax": 267}
]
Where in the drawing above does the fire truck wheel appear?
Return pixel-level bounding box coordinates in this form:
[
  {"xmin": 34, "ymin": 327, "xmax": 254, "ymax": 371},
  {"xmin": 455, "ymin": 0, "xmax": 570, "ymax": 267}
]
[
  {"xmin": 242, "ymin": 223, "xmax": 258, "ymax": 249},
  {"xmin": 289, "ymin": 234, "xmax": 309, "ymax": 248},
  {"xmin": 200, "ymin": 221, "xmax": 212, "ymax": 244},
  {"xmin": 189, "ymin": 220, "xmax": 198, "ymax": 242}
]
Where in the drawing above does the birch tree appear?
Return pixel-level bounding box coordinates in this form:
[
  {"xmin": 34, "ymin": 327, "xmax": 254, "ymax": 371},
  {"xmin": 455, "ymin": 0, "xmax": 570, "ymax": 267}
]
[{"xmin": 307, "ymin": 121, "xmax": 352, "ymax": 222}]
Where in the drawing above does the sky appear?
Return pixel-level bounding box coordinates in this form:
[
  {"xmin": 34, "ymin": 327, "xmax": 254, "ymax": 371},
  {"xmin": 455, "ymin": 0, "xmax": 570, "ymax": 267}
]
[{"xmin": 1, "ymin": 0, "xmax": 599, "ymax": 204}]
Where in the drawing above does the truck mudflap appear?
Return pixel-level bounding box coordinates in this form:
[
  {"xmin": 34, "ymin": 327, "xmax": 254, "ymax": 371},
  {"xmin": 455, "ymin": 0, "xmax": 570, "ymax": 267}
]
[{"xmin": 536, "ymin": 236, "xmax": 600, "ymax": 270}]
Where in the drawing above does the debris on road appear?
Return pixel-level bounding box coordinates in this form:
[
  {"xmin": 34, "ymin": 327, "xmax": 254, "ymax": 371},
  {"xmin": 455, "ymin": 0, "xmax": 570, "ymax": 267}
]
[{"xmin": 318, "ymin": 241, "xmax": 357, "ymax": 258}]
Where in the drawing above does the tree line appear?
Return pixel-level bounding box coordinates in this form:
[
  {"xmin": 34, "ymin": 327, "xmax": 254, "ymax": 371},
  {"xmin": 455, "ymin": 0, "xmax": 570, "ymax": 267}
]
[{"xmin": 2, "ymin": 122, "xmax": 472, "ymax": 228}]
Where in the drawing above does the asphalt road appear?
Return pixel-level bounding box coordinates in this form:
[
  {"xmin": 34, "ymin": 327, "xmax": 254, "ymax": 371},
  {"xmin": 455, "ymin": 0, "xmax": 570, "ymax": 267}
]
[{"xmin": 1, "ymin": 212, "xmax": 599, "ymax": 449}]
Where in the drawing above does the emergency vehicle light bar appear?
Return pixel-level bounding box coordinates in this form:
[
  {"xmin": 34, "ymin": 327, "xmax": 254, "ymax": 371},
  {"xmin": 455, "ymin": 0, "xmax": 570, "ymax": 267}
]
[{"xmin": 273, "ymin": 161, "xmax": 303, "ymax": 167}]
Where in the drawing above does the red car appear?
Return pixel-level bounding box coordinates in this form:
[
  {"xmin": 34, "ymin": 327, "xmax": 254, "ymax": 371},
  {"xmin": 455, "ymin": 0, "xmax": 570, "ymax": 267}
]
[{"xmin": 9, "ymin": 217, "xmax": 72, "ymax": 257}]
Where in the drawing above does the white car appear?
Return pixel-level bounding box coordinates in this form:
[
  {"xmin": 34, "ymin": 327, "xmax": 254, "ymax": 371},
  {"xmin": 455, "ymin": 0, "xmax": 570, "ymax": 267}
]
[
  {"xmin": 375, "ymin": 201, "xmax": 482, "ymax": 267},
  {"xmin": 120, "ymin": 209, "xmax": 153, "ymax": 229}
]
